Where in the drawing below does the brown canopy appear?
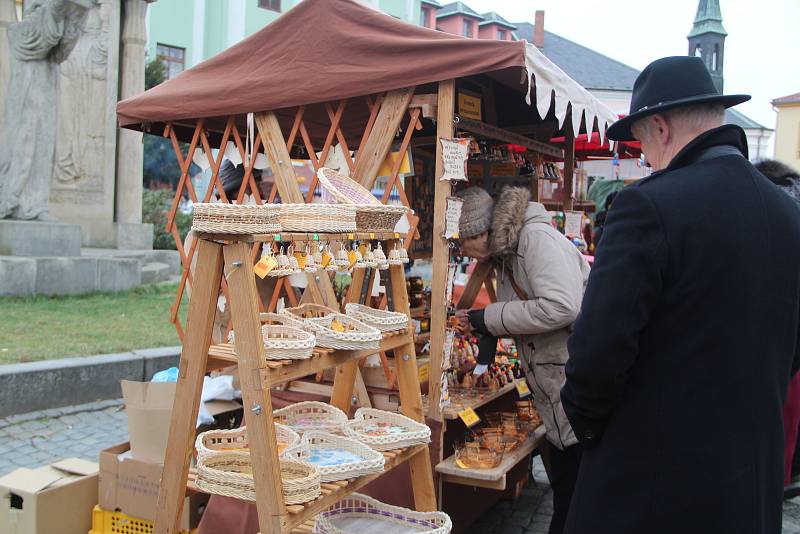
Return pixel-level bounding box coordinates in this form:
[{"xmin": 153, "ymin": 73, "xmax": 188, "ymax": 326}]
[{"xmin": 117, "ymin": 0, "xmax": 616, "ymax": 144}]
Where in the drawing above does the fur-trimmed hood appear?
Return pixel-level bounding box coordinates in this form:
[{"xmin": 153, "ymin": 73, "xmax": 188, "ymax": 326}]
[{"xmin": 489, "ymin": 187, "xmax": 551, "ymax": 259}]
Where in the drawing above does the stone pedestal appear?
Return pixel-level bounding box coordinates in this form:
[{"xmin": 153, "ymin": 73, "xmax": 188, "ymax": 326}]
[
  {"xmin": 116, "ymin": 222, "xmax": 154, "ymax": 250},
  {"xmin": 0, "ymin": 220, "xmax": 82, "ymax": 256}
]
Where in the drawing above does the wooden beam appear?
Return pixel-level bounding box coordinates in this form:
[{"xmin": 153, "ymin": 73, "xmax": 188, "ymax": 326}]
[
  {"xmin": 255, "ymin": 111, "xmax": 304, "ymax": 203},
  {"xmin": 563, "ymin": 123, "xmax": 575, "ymax": 211},
  {"xmin": 427, "ymin": 79, "xmax": 455, "ymax": 422},
  {"xmin": 455, "ymin": 118, "xmax": 563, "ymax": 159},
  {"xmin": 154, "ymin": 240, "xmax": 223, "ymax": 534},
  {"xmin": 352, "ymin": 87, "xmax": 416, "ymax": 189},
  {"xmin": 456, "ymin": 261, "xmax": 493, "ymax": 310},
  {"xmin": 409, "ymin": 94, "xmax": 438, "ymax": 119}
]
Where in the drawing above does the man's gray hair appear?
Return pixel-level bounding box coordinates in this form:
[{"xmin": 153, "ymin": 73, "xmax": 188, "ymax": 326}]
[{"xmin": 632, "ymin": 102, "xmax": 725, "ymax": 139}]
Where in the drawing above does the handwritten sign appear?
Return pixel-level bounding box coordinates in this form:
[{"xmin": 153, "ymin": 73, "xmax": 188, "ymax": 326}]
[
  {"xmin": 564, "ymin": 211, "xmax": 584, "ymax": 238},
  {"xmin": 444, "ymin": 196, "xmax": 463, "ymax": 239},
  {"xmin": 440, "ymin": 138, "xmax": 470, "ymax": 182},
  {"xmin": 443, "ymin": 329, "xmax": 456, "ymax": 371},
  {"xmin": 458, "ymin": 407, "xmax": 481, "ymax": 428},
  {"xmin": 490, "ymin": 162, "xmax": 517, "ymax": 177},
  {"xmin": 446, "ymin": 263, "xmax": 457, "ymax": 304}
]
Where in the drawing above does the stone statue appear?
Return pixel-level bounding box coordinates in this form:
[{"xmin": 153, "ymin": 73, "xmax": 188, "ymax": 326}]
[{"xmin": 0, "ymin": 0, "xmax": 95, "ymax": 221}]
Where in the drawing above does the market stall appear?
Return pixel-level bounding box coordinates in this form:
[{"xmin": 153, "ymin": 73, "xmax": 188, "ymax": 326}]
[{"xmin": 117, "ymin": 0, "xmax": 617, "ymax": 532}]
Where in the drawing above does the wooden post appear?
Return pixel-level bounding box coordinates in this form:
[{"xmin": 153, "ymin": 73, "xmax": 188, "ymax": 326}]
[
  {"xmin": 154, "ymin": 239, "xmax": 223, "ymax": 534},
  {"xmin": 563, "ymin": 121, "xmax": 575, "ymax": 211},
  {"xmin": 224, "ymin": 241, "xmax": 287, "ymax": 534},
  {"xmin": 427, "ymin": 79, "xmax": 455, "ymax": 421},
  {"xmin": 255, "ymin": 111, "xmax": 304, "ymax": 204},
  {"xmin": 456, "ymin": 261, "xmax": 493, "ymax": 310},
  {"xmin": 353, "ymin": 87, "xmax": 416, "ymax": 189}
]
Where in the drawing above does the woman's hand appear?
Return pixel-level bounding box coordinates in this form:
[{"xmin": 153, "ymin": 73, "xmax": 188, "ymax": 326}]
[{"xmin": 454, "ymin": 309, "xmax": 472, "ymax": 335}]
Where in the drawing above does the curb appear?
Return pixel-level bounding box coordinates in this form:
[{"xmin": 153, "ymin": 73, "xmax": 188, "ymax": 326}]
[{"xmin": 0, "ymin": 346, "xmax": 181, "ymax": 418}]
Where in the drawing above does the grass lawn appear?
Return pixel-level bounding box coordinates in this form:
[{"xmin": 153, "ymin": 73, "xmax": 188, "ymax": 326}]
[{"xmin": 0, "ymin": 283, "xmax": 186, "ymax": 365}]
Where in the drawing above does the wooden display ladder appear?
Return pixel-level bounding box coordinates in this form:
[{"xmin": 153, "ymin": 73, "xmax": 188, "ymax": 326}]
[{"xmin": 153, "ymin": 232, "xmax": 437, "ymax": 534}]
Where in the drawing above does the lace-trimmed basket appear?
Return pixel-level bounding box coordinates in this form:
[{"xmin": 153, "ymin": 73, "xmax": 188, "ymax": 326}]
[
  {"xmin": 274, "ymin": 401, "xmax": 348, "ymax": 435},
  {"xmin": 314, "ymin": 493, "xmax": 452, "ymax": 534},
  {"xmin": 344, "ymin": 303, "xmax": 409, "ymax": 333},
  {"xmin": 284, "ymin": 432, "xmax": 386, "ymax": 482},
  {"xmin": 275, "ymin": 203, "xmax": 356, "ymax": 233},
  {"xmin": 192, "ymin": 203, "xmax": 281, "ymax": 234},
  {"xmin": 262, "ymin": 325, "xmax": 316, "ymax": 360},
  {"xmin": 194, "ymin": 424, "xmax": 300, "ymax": 459},
  {"xmin": 284, "ymin": 305, "xmax": 381, "ymax": 350},
  {"xmin": 196, "ymin": 451, "xmax": 321, "ymax": 505},
  {"xmin": 343, "ymin": 408, "xmax": 431, "ymax": 452},
  {"xmin": 316, "ymin": 168, "xmax": 411, "ymax": 232}
]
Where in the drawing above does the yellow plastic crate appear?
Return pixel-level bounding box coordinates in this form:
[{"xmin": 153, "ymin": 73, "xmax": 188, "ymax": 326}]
[{"xmin": 88, "ymin": 506, "xmax": 196, "ymax": 534}]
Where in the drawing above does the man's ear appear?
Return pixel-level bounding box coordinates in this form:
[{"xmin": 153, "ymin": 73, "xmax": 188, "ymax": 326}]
[{"xmin": 651, "ymin": 114, "xmax": 670, "ymax": 144}]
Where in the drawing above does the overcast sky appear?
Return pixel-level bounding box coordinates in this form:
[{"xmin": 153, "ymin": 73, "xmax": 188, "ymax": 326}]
[{"xmin": 463, "ymin": 0, "xmax": 799, "ymax": 129}]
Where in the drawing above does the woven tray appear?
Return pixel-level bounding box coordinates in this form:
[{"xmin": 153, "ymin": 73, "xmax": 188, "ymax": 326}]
[
  {"xmin": 316, "ymin": 167, "xmax": 410, "ymax": 232},
  {"xmin": 195, "ymin": 424, "xmax": 300, "ymax": 458},
  {"xmin": 344, "ymin": 303, "xmax": 409, "ymax": 333},
  {"xmin": 276, "ymin": 204, "xmax": 356, "ymax": 233},
  {"xmin": 305, "ymin": 313, "xmax": 381, "ymax": 350},
  {"xmin": 192, "ymin": 203, "xmax": 281, "ymax": 234},
  {"xmin": 314, "ymin": 493, "xmax": 452, "ymax": 534},
  {"xmin": 274, "ymin": 401, "xmax": 348, "ymax": 435},
  {"xmin": 262, "ymin": 325, "xmax": 316, "ymax": 360},
  {"xmin": 343, "ymin": 408, "xmax": 431, "ymax": 451},
  {"xmin": 283, "ymin": 303, "xmax": 338, "ymax": 320},
  {"xmin": 196, "ymin": 451, "xmax": 321, "ymax": 505},
  {"xmin": 284, "ymin": 432, "xmax": 386, "ymax": 482}
]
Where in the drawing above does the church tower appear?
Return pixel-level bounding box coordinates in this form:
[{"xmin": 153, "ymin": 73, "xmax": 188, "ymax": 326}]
[{"xmin": 688, "ymin": 0, "xmax": 727, "ymax": 93}]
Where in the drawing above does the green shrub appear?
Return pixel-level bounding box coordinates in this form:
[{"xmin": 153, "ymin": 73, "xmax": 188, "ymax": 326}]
[{"xmin": 143, "ymin": 189, "xmax": 191, "ymax": 250}]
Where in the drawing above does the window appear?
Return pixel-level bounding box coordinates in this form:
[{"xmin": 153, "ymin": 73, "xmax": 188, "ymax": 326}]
[
  {"xmin": 420, "ymin": 6, "xmax": 430, "ymax": 27},
  {"xmin": 463, "ymin": 20, "xmax": 473, "ymax": 38},
  {"xmin": 257, "ymin": 0, "xmax": 281, "ymax": 12},
  {"xmin": 712, "ymin": 44, "xmax": 719, "ymax": 71},
  {"xmin": 497, "ymin": 29, "xmax": 506, "ymax": 40},
  {"xmin": 694, "ymin": 44, "xmax": 702, "ymax": 57},
  {"xmin": 156, "ymin": 44, "xmax": 185, "ymax": 79}
]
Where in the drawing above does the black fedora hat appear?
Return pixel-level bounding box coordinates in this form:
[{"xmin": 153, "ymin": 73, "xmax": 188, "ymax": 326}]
[{"xmin": 606, "ymin": 56, "xmax": 750, "ymax": 141}]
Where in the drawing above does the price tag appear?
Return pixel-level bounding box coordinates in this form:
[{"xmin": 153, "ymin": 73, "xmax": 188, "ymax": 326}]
[
  {"xmin": 293, "ymin": 252, "xmax": 307, "ymax": 270},
  {"xmin": 253, "ymin": 256, "xmax": 277, "ymax": 279},
  {"xmin": 394, "ymin": 233, "xmax": 400, "ymax": 239},
  {"xmin": 312, "ymin": 233, "xmax": 320, "ymax": 241},
  {"xmin": 347, "ymin": 249, "xmax": 357, "ymax": 268},
  {"xmin": 321, "ymin": 251, "xmax": 333, "ymax": 268},
  {"xmin": 273, "ymin": 235, "xmax": 282, "ymax": 242},
  {"xmin": 515, "ymin": 380, "xmax": 532, "ymax": 399},
  {"xmin": 458, "ymin": 407, "xmax": 481, "ymax": 428},
  {"xmin": 347, "ymin": 233, "xmax": 355, "ymax": 240},
  {"xmin": 369, "ymin": 232, "xmax": 375, "ymax": 239}
]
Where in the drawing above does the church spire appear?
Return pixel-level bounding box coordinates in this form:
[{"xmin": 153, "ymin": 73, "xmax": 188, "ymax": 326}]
[{"xmin": 688, "ymin": 0, "xmax": 726, "ymax": 92}]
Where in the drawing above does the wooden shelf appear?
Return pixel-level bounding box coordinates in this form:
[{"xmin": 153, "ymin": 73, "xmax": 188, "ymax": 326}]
[
  {"xmin": 438, "ymin": 379, "xmax": 524, "ymax": 420},
  {"xmin": 189, "ymin": 444, "xmax": 428, "ymax": 532},
  {"xmin": 197, "ymin": 231, "xmax": 406, "ymax": 243},
  {"xmin": 207, "ymin": 330, "xmax": 411, "ymax": 386},
  {"xmin": 435, "ymin": 426, "xmax": 546, "ymax": 490}
]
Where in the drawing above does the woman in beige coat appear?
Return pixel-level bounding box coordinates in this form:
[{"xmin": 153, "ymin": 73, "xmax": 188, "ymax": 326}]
[{"xmin": 456, "ymin": 186, "xmax": 589, "ymax": 534}]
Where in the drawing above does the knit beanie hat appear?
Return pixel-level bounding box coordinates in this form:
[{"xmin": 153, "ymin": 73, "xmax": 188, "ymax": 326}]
[{"xmin": 456, "ymin": 187, "xmax": 494, "ymax": 238}]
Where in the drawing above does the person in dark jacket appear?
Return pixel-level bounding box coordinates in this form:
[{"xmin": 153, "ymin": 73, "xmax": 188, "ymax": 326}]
[
  {"xmin": 561, "ymin": 56, "xmax": 800, "ymax": 534},
  {"xmin": 590, "ymin": 191, "xmax": 617, "ymax": 247}
]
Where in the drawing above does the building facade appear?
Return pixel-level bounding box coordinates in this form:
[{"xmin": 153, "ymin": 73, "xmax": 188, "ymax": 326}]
[{"xmin": 773, "ymin": 93, "xmax": 800, "ymax": 173}]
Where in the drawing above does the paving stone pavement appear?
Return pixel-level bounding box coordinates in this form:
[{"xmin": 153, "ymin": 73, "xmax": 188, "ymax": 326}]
[
  {"xmin": 2, "ymin": 402, "xmax": 800, "ymax": 534},
  {"xmin": 0, "ymin": 399, "xmax": 128, "ymax": 476}
]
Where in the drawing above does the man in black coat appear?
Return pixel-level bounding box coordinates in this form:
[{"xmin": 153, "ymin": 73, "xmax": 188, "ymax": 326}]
[{"xmin": 561, "ymin": 56, "xmax": 800, "ymax": 533}]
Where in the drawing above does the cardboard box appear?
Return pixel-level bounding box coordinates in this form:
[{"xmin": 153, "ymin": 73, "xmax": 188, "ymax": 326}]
[
  {"xmin": 98, "ymin": 443, "xmax": 208, "ymax": 528},
  {"xmin": 121, "ymin": 380, "xmax": 242, "ymax": 463},
  {"xmin": 0, "ymin": 458, "xmax": 98, "ymax": 534}
]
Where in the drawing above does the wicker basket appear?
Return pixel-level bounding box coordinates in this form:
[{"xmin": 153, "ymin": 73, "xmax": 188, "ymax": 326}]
[
  {"xmin": 192, "ymin": 203, "xmax": 281, "ymax": 234},
  {"xmin": 343, "ymin": 408, "xmax": 431, "ymax": 451},
  {"xmin": 262, "ymin": 325, "xmax": 316, "ymax": 360},
  {"xmin": 194, "ymin": 424, "xmax": 300, "ymax": 459},
  {"xmin": 316, "ymin": 168, "xmax": 410, "ymax": 232},
  {"xmin": 283, "ymin": 303, "xmax": 338, "ymax": 320},
  {"xmin": 284, "ymin": 432, "xmax": 386, "ymax": 482},
  {"xmin": 314, "ymin": 493, "xmax": 452, "ymax": 534},
  {"xmin": 304, "ymin": 314, "xmax": 381, "ymax": 350},
  {"xmin": 196, "ymin": 452, "xmax": 321, "ymax": 505},
  {"xmin": 274, "ymin": 401, "xmax": 348, "ymax": 435},
  {"xmin": 344, "ymin": 303, "xmax": 409, "ymax": 333},
  {"xmin": 276, "ymin": 204, "xmax": 356, "ymax": 233}
]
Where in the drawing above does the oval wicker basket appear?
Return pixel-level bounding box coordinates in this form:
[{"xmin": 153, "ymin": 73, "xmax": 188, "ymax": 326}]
[
  {"xmin": 283, "ymin": 431, "xmax": 386, "ymax": 482},
  {"xmin": 344, "ymin": 303, "xmax": 409, "ymax": 333},
  {"xmin": 195, "ymin": 424, "xmax": 300, "ymax": 459},
  {"xmin": 314, "ymin": 493, "xmax": 452, "ymax": 534},
  {"xmin": 275, "ymin": 203, "xmax": 356, "ymax": 233},
  {"xmin": 316, "ymin": 167, "xmax": 411, "ymax": 232},
  {"xmin": 262, "ymin": 325, "xmax": 316, "ymax": 360},
  {"xmin": 304, "ymin": 313, "xmax": 381, "ymax": 350},
  {"xmin": 283, "ymin": 303, "xmax": 338, "ymax": 320},
  {"xmin": 192, "ymin": 203, "xmax": 281, "ymax": 234},
  {"xmin": 343, "ymin": 408, "xmax": 431, "ymax": 451},
  {"xmin": 196, "ymin": 451, "xmax": 321, "ymax": 505},
  {"xmin": 274, "ymin": 401, "xmax": 348, "ymax": 435}
]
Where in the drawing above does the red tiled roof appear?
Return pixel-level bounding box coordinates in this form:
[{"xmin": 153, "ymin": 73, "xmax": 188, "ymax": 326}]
[{"xmin": 773, "ymin": 92, "xmax": 800, "ymax": 105}]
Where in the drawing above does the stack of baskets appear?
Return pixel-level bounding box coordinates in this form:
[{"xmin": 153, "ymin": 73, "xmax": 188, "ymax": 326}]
[
  {"xmin": 344, "ymin": 303, "xmax": 409, "ymax": 333},
  {"xmin": 192, "ymin": 203, "xmax": 281, "ymax": 234},
  {"xmin": 317, "ymin": 167, "xmax": 410, "ymax": 232},
  {"xmin": 282, "ymin": 304, "xmax": 382, "ymax": 351},
  {"xmin": 274, "ymin": 401, "xmax": 349, "ymax": 435}
]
